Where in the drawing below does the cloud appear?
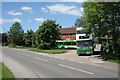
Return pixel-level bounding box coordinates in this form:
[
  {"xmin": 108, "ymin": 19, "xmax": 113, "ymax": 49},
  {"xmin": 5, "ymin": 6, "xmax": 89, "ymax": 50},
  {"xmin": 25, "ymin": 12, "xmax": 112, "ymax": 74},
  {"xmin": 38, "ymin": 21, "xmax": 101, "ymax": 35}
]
[
  {"xmin": 0, "ymin": 18, "xmax": 22, "ymax": 24},
  {"xmin": 21, "ymin": 6, "xmax": 33, "ymax": 13},
  {"xmin": 46, "ymin": 4, "xmax": 83, "ymax": 16},
  {"xmin": 0, "ymin": 19, "xmax": 9, "ymax": 24},
  {"xmin": 41, "ymin": 7, "xmax": 48, "ymax": 12},
  {"xmin": 11, "ymin": 18, "xmax": 22, "ymax": 23},
  {"xmin": 8, "ymin": 11, "xmax": 22, "ymax": 15},
  {"xmin": 27, "ymin": 19, "xmax": 32, "ymax": 22},
  {"xmin": 34, "ymin": 18, "xmax": 44, "ymax": 22},
  {"xmin": 21, "ymin": 6, "xmax": 32, "ymax": 10}
]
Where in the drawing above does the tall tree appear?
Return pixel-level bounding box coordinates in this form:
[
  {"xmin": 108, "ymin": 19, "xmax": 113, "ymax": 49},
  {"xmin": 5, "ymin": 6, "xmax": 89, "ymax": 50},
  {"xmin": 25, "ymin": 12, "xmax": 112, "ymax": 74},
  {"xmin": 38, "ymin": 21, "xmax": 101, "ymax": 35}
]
[
  {"xmin": 7, "ymin": 22, "xmax": 24, "ymax": 46},
  {"xmin": 32, "ymin": 31, "xmax": 37, "ymax": 47},
  {"xmin": 36, "ymin": 19, "xmax": 61, "ymax": 49},
  {"xmin": 102, "ymin": 2, "xmax": 120, "ymax": 53},
  {"xmin": 74, "ymin": 18, "xmax": 84, "ymax": 27},
  {"xmin": 24, "ymin": 29, "xmax": 34, "ymax": 47},
  {"xmin": 82, "ymin": 2, "xmax": 120, "ymax": 53},
  {"xmin": 2, "ymin": 33, "xmax": 7, "ymax": 43},
  {"xmin": 82, "ymin": 2, "xmax": 106, "ymax": 41}
]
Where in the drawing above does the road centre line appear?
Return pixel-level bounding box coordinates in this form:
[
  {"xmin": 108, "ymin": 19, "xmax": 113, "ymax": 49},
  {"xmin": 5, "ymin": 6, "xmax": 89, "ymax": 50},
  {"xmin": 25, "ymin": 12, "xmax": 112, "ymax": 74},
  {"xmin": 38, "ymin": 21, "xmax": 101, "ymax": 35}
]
[
  {"xmin": 58, "ymin": 64, "xmax": 93, "ymax": 75},
  {"xmin": 33, "ymin": 57, "xmax": 48, "ymax": 62}
]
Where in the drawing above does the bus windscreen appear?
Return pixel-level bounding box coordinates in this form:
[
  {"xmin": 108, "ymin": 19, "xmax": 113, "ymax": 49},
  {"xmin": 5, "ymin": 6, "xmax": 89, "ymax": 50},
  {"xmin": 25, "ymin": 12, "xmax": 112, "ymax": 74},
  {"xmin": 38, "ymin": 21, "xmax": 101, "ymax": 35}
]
[{"xmin": 77, "ymin": 40, "xmax": 92, "ymax": 47}]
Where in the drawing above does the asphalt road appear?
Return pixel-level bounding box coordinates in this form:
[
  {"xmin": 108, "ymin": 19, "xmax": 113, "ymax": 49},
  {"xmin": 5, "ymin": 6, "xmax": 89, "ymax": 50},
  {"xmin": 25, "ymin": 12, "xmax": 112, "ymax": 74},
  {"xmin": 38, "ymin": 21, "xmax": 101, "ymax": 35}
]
[{"xmin": 2, "ymin": 47, "xmax": 118, "ymax": 78}]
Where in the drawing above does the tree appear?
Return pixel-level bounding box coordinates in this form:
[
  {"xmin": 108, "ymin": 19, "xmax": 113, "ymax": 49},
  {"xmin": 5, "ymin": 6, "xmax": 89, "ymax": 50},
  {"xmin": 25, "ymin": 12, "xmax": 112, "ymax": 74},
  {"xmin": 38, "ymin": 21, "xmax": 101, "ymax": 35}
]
[
  {"xmin": 2, "ymin": 33, "xmax": 7, "ymax": 43},
  {"xmin": 36, "ymin": 19, "xmax": 61, "ymax": 49},
  {"xmin": 7, "ymin": 22, "xmax": 24, "ymax": 46},
  {"xmin": 74, "ymin": 18, "xmax": 84, "ymax": 27},
  {"xmin": 102, "ymin": 2, "xmax": 120, "ymax": 53},
  {"xmin": 24, "ymin": 29, "xmax": 34, "ymax": 47},
  {"xmin": 82, "ymin": 2, "xmax": 106, "ymax": 41},
  {"xmin": 32, "ymin": 31, "xmax": 37, "ymax": 47},
  {"xmin": 82, "ymin": 2, "xmax": 120, "ymax": 53}
]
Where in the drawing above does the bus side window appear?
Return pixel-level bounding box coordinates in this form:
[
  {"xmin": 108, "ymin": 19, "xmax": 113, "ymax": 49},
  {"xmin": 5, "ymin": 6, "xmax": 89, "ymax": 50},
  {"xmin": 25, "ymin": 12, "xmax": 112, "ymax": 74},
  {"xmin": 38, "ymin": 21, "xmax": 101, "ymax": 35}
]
[{"xmin": 72, "ymin": 42, "xmax": 76, "ymax": 45}]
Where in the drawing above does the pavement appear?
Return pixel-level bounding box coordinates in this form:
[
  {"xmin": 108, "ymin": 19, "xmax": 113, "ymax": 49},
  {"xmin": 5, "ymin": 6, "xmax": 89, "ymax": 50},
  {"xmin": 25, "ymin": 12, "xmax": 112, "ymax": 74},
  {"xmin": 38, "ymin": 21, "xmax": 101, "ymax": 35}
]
[
  {"xmin": 2, "ymin": 47, "xmax": 119, "ymax": 78},
  {"xmin": 3, "ymin": 55, "xmax": 40, "ymax": 78}
]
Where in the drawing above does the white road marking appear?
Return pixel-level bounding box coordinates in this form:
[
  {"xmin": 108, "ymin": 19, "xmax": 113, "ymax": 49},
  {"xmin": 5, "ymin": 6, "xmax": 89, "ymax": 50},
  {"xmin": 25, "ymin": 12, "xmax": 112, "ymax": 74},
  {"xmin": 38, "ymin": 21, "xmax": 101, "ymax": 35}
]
[
  {"xmin": 58, "ymin": 64, "xmax": 93, "ymax": 75},
  {"xmin": 22, "ymin": 54, "xmax": 30, "ymax": 56},
  {"xmin": 33, "ymin": 57, "xmax": 48, "ymax": 62},
  {"xmin": 78, "ymin": 62, "xmax": 84, "ymax": 63},
  {"xmin": 76, "ymin": 69, "xmax": 93, "ymax": 74}
]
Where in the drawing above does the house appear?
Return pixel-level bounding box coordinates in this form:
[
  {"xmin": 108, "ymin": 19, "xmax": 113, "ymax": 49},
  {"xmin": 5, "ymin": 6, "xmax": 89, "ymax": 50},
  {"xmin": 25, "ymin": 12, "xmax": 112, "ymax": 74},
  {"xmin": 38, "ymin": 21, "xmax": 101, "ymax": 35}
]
[{"xmin": 59, "ymin": 26, "xmax": 77, "ymax": 40}]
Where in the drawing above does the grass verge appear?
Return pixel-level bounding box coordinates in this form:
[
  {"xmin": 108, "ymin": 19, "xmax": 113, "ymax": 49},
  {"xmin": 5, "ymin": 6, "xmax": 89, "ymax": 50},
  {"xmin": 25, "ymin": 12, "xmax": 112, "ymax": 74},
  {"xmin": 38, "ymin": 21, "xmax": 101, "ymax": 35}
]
[
  {"xmin": 108, "ymin": 59, "xmax": 120, "ymax": 64},
  {"xmin": 28, "ymin": 49, "xmax": 67, "ymax": 54},
  {"xmin": 0, "ymin": 62, "xmax": 15, "ymax": 79},
  {"xmin": 8, "ymin": 46, "xmax": 34, "ymax": 49}
]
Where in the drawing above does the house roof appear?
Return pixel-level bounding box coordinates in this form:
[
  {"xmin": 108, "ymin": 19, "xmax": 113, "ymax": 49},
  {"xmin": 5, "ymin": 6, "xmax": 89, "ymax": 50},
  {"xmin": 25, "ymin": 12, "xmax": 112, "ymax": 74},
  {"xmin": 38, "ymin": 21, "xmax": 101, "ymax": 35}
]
[{"xmin": 60, "ymin": 27, "xmax": 77, "ymax": 34}]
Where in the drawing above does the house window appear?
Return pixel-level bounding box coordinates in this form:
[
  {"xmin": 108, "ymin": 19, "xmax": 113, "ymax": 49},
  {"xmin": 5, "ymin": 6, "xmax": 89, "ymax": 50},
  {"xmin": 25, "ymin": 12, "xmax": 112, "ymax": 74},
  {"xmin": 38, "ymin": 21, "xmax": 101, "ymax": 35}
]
[
  {"xmin": 61, "ymin": 34, "xmax": 64, "ymax": 37},
  {"xmin": 67, "ymin": 34, "xmax": 70, "ymax": 37},
  {"xmin": 72, "ymin": 34, "xmax": 76, "ymax": 37}
]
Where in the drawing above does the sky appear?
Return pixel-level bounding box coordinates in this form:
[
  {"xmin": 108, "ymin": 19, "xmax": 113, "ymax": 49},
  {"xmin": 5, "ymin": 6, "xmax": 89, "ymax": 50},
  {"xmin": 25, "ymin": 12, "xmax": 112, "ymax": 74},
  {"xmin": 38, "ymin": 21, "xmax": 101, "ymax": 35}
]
[{"xmin": 1, "ymin": 2, "xmax": 84, "ymax": 33}]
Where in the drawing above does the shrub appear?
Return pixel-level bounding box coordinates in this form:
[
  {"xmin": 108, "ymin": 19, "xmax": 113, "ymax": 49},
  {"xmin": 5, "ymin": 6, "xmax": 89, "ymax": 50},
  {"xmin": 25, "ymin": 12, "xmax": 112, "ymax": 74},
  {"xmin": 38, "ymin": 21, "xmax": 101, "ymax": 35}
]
[{"xmin": 102, "ymin": 52, "xmax": 119, "ymax": 61}]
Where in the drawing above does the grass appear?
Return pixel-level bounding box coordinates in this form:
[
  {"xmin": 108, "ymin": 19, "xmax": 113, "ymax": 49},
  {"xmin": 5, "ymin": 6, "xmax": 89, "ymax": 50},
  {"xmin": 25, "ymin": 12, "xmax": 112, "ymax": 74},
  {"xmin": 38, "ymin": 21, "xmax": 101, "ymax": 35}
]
[
  {"xmin": 28, "ymin": 49, "xmax": 67, "ymax": 54},
  {"xmin": 0, "ymin": 62, "xmax": 15, "ymax": 79},
  {"xmin": 108, "ymin": 59, "xmax": 120, "ymax": 64},
  {"xmin": 2, "ymin": 45, "xmax": 34, "ymax": 49},
  {"xmin": 8, "ymin": 46, "xmax": 34, "ymax": 49}
]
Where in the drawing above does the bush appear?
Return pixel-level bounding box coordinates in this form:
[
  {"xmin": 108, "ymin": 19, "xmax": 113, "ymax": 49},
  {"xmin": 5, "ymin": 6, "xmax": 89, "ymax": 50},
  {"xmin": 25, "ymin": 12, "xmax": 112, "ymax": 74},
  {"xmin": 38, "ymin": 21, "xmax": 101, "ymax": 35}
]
[
  {"xmin": 2, "ymin": 43, "xmax": 8, "ymax": 46},
  {"xmin": 37, "ymin": 42, "xmax": 51, "ymax": 49},
  {"xmin": 36, "ymin": 20, "xmax": 60, "ymax": 50},
  {"xmin": 8, "ymin": 43, "xmax": 16, "ymax": 47},
  {"xmin": 102, "ymin": 52, "xmax": 119, "ymax": 61}
]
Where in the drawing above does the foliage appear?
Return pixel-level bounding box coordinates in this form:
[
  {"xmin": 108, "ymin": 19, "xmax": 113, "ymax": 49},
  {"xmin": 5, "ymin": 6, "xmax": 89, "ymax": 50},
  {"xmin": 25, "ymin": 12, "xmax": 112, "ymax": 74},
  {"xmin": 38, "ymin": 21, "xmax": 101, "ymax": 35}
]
[
  {"xmin": 108, "ymin": 59, "xmax": 120, "ymax": 64},
  {"xmin": 36, "ymin": 19, "xmax": 61, "ymax": 49},
  {"xmin": 2, "ymin": 33, "xmax": 7, "ymax": 43},
  {"xmin": 102, "ymin": 52, "xmax": 120, "ymax": 63},
  {"xmin": 2, "ymin": 42, "xmax": 8, "ymax": 46},
  {"xmin": 24, "ymin": 29, "xmax": 34, "ymax": 47},
  {"xmin": 32, "ymin": 31, "xmax": 37, "ymax": 47},
  {"xmin": 82, "ymin": 2, "xmax": 120, "ymax": 53},
  {"xmin": 7, "ymin": 22, "xmax": 24, "ymax": 46},
  {"xmin": 82, "ymin": 2, "xmax": 106, "ymax": 39},
  {"xmin": 1, "ymin": 33, "xmax": 8, "ymax": 46},
  {"xmin": 114, "ymin": 29, "xmax": 120, "ymax": 53},
  {"xmin": 74, "ymin": 18, "xmax": 84, "ymax": 27},
  {"xmin": 28, "ymin": 49, "xmax": 67, "ymax": 54}
]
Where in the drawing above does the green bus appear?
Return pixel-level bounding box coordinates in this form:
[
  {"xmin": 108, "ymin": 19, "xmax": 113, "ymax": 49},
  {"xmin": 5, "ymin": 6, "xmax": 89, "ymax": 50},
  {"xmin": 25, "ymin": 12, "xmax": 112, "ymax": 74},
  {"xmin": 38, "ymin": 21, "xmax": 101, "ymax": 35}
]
[
  {"xmin": 56, "ymin": 40, "xmax": 76, "ymax": 49},
  {"xmin": 76, "ymin": 39, "xmax": 94, "ymax": 55}
]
